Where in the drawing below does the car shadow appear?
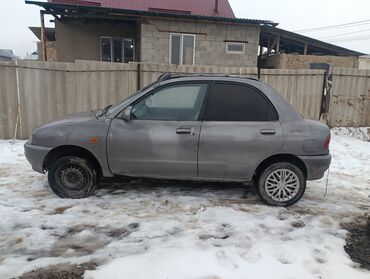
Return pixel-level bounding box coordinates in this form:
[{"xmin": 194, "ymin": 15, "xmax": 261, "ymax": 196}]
[{"xmin": 97, "ymin": 176, "xmax": 259, "ymax": 201}]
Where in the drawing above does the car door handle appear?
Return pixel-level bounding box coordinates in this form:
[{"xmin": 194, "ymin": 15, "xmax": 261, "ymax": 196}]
[
  {"xmin": 260, "ymin": 129, "xmax": 276, "ymax": 135},
  {"xmin": 176, "ymin": 128, "xmax": 193, "ymax": 135}
]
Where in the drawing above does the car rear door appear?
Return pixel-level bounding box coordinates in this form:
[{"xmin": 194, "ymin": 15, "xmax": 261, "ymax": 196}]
[
  {"xmin": 198, "ymin": 81, "xmax": 283, "ymax": 180},
  {"xmin": 107, "ymin": 82, "xmax": 208, "ymax": 178}
]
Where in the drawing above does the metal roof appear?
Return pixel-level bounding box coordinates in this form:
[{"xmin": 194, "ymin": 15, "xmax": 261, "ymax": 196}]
[
  {"xmin": 29, "ymin": 27, "xmax": 56, "ymax": 41},
  {"xmin": 26, "ymin": 1, "xmax": 275, "ymax": 26},
  {"xmin": 260, "ymin": 25, "xmax": 365, "ymax": 57},
  {"xmin": 0, "ymin": 49, "xmax": 17, "ymax": 59},
  {"xmin": 48, "ymin": 0, "xmax": 236, "ymax": 18}
]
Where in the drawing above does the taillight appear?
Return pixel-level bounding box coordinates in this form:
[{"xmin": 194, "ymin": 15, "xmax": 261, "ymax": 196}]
[{"xmin": 324, "ymin": 133, "xmax": 331, "ymax": 149}]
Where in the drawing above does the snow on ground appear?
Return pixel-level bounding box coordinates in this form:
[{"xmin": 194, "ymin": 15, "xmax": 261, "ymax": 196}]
[{"xmin": 0, "ymin": 128, "xmax": 369, "ymax": 279}]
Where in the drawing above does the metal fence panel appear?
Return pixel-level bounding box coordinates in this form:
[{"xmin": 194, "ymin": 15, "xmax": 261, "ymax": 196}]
[
  {"xmin": 0, "ymin": 60, "xmax": 139, "ymax": 139},
  {"xmin": 0, "ymin": 62, "xmax": 18, "ymax": 139},
  {"xmin": 0, "ymin": 61, "xmax": 369, "ymax": 139},
  {"xmin": 329, "ymin": 68, "xmax": 370, "ymax": 127},
  {"xmin": 260, "ymin": 69, "xmax": 325, "ymax": 119},
  {"xmin": 140, "ymin": 63, "xmax": 258, "ymax": 88}
]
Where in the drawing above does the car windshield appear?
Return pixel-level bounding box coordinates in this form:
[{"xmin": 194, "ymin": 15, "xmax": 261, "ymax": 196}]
[{"xmin": 106, "ymin": 81, "xmax": 159, "ymax": 116}]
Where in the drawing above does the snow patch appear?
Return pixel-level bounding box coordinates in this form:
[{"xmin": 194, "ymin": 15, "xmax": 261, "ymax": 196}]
[{"xmin": 0, "ymin": 128, "xmax": 369, "ymax": 279}]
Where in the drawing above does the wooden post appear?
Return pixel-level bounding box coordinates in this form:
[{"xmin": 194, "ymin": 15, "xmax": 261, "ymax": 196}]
[
  {"xmin": 40, "ymin": 11, "xmax": 47, "ymax": 61},
  {"xmin": 304, "ymin": 43, "xmax": 308, "ymax": 55},
  {"xmin": 267, "ymin": 37, "xmax": 271, "ymax": 55},
  {"xmin": 267, "ymin": 37, "xmax": 277, "ymax": 55},
  {"xmin": 276, "ymin": 34, "xmax": 280, "ymax": 52}
]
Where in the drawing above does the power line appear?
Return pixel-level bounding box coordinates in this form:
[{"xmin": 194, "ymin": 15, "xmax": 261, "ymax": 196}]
[
  {"xmin": 319, "ymin": 28, "xmax": 370, "ymax": 40},
  {"xmin": 327, "ymin": 35, "xmax": 370, "ymax": 43},
  {"xmin": 294, "ymin": 19, "xmax": 370, "ymax": 32}
]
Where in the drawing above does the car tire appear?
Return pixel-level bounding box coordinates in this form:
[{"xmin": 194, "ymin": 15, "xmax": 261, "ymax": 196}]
[
  {"xmin": 47, "ymin": 156, "xmax": 97, "ymax": 199},
  {"xmin": 257, "ymin": 162, "xmax": 306, "ymax": 207}
]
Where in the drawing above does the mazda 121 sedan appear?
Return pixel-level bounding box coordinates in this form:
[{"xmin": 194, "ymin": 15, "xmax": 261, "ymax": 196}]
[{"xmin": 25, "ymin": 74, "xmax": 331, "ymax": 206}]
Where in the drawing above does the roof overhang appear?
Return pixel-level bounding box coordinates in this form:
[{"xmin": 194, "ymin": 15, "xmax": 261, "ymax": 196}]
[
  {"xmin": 25, "ymin": 0, "xmax": 277, "ymax": 26},
  {"xmin": 260, "ymin": 25, "xmax": 365, "ymax": 57},
  {"xmin": 29, "ymin": 26, "xmax": 56, "ymax": 41}
]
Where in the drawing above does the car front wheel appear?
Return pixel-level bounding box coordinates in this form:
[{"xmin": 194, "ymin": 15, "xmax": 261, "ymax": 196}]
[
  {"xmin": 47, "ymin": 156, "xmax": 97, "ymax": 198},
  {"xmin": 257, "ymin": 162, "xmax": 306, "ymax": 206}
]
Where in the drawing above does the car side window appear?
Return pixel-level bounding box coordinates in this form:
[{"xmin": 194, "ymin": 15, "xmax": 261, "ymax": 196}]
[
  {"xmin": 132, "ymin": 83, "xmax": 207, "ymax": 121},
  {"xmin": 204, "ymin": 82, "xmax": 278, "ymax": 121}
]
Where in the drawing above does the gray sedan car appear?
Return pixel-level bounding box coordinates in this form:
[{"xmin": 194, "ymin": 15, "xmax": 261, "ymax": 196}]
[{"xmin": 25, "ymin": 74, "xmax": 331, "ymax": 206}]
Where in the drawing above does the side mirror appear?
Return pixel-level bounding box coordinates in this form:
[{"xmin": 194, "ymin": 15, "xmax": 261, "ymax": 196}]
[{"xmin": 120, "ymin": 106, "xmax": 133, "ymax": 121}]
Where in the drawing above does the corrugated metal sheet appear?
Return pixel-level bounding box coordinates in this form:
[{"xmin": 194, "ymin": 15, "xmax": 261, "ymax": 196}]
[
  {"xmin": 1, "ymin": 61, "xmax": 368, "ymax": 139},
  {"xmin": 0, "ymin": 62, "xmax": 19, "ymax": 139},
  {"xmin": 329, "ymin": 68, "xmax": 370, "ymax": 127},
  {"xmin": 260, "ymin": 69, "xmax": 325, "ymax": 120},
  {"xmin": 49, "ymin": 0, "xmax": 236, "ymax": 18},
  {"xmin": 140, "ymin": 63, "xmax": 258, "ymax": 89},
  {"xmin": 0, "ymin": 60, "xmax": 138, "ymax": 139}
]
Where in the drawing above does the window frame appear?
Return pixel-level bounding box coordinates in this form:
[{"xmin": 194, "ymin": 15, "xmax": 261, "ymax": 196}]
[
  {"xmin": 100, "ymin": 36, "xmax": 135, "ymax": 63},
  {"xmin": 169, "ymin": 33, "xmax": 196, "ymax": 65},
  {"xmin": 130, "ymin": 81, "xmax": 210, "ymax": 122},
  {"xmin": 203, "ymin": 81, "xmax": 279, "ymax": 122},
  {"xmin": 225, "ymin": 42, "xmax": 246, "ymax": 54}
]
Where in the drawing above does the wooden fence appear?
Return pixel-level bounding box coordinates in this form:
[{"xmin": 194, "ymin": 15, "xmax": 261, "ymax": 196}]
[{"xmin": 0, "ymin": 60, "xmax": 369, "ymax": 139}]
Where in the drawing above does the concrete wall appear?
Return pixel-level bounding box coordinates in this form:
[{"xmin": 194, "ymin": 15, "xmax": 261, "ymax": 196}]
[
  {"xmin": 55, "ymin": 19, "xmax": 137, "ymax": 62},
  {"xmin": 53, "ymin": 18, "xmax": 259, "ymax": 67},
  {"xmin": 140, "ymin": 19, "xmax": 260, "ymax": 67},
  {"xmin": 261, "ymin": 53, "xmax": 359, "ymax": 69},
  {"xmin": 37, "ymin": 41, "xmax": 58, "ymax": 61}
]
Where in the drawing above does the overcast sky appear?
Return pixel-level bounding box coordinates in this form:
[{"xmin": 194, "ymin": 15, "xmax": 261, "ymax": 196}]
[{"xmin": 1, "ymin": 0, "xmax": 370, "ymax": 57}]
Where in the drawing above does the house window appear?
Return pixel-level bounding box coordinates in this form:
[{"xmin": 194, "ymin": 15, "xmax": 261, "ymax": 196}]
[
  {"xmin": 170, "ymin": 33, "xmax": 195, "ymax": 65},
  {"xmin": 226, "ymin": 42, "xmax": 245, "ymax": 54},
  {"xmin": 100, "ymin": 37, "xmax": 135, "ymax": 63}
]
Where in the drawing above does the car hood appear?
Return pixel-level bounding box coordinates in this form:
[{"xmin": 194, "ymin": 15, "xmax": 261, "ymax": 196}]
[
  {"xmin": 38, "ymin": 111, "xmax": 98, "ymax": 129},
  {"xmin": 30, "ymin": 111, "xmax": 103, "ymax": 146}
]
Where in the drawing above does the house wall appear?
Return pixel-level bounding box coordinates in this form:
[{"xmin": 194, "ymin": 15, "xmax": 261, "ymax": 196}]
[
  {"xmin": 54, "ymin": 19, "xmax": 137, "ymax": 62},
  {"xmin": 37, "ymin": 41, "xmax": 58, "ymax": 61},
  {"xmin": 260, "ymin": 53, "xmax": 359, "ymax": 69},
  {"xmin": 140, "ymin": 18, "xmax": 260, "ymax": 67}
]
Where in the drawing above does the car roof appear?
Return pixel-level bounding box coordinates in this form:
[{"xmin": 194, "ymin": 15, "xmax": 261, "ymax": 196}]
[{"xmin": 157, "ymin": 72, "xmax": 261, "ymax": 83}]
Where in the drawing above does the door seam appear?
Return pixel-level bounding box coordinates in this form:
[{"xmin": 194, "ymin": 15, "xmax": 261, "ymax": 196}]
[{"xmin": 196, "ymin": 121, "xmax": 204, "ymax": 177}]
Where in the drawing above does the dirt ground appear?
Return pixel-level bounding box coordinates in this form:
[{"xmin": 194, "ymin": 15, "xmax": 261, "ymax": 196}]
[
  {"xmin": 15, "ymin": 262, "xmax": 97, "ymax": 279},
  {"xmin": 1, "ymin": 129, "xmax": 370, "ymax": 279},
  {"xmin": 16, "ymin": 211, "xmax": 370, "ymax": 279},
  {"xmin": 343, "ymin": 214, "xmax": 370, "ymax": 270}
]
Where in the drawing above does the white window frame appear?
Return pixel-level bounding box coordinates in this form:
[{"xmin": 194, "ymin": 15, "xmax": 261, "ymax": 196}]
[
  {"xmin": 225, "ymin": 42, "xmax": 245, "ymax": 54},
  {"xmin": 100, "ymin": 36, "xmax": 135, "ymax": 63},
  {"xmin": 169, "ymin": 33, "xmax": 196, "ymax": 65}
]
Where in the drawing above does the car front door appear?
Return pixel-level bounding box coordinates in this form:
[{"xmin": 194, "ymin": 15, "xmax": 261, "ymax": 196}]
[
  {"xmin": 198, "ymin": 82, "xmax": 283, "ymax": 180},
  {"xmin": 107, "ymin": 82, "xmax": 208, "ymax": 178}
]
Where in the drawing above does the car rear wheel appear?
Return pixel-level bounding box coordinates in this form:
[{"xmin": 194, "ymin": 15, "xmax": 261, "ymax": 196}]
[
  {"xmin": 47, "ymin": 156, "xmax": 97, "ymax": 198},
  {"xmin": 257, "ymin": 162, "xmax": 306, "ymax": 206}
]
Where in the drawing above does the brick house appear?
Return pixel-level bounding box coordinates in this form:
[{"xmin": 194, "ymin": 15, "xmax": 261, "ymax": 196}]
[{"xmin": 27, "ymin": 0, "xmax": 364, "ymax": 69}]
